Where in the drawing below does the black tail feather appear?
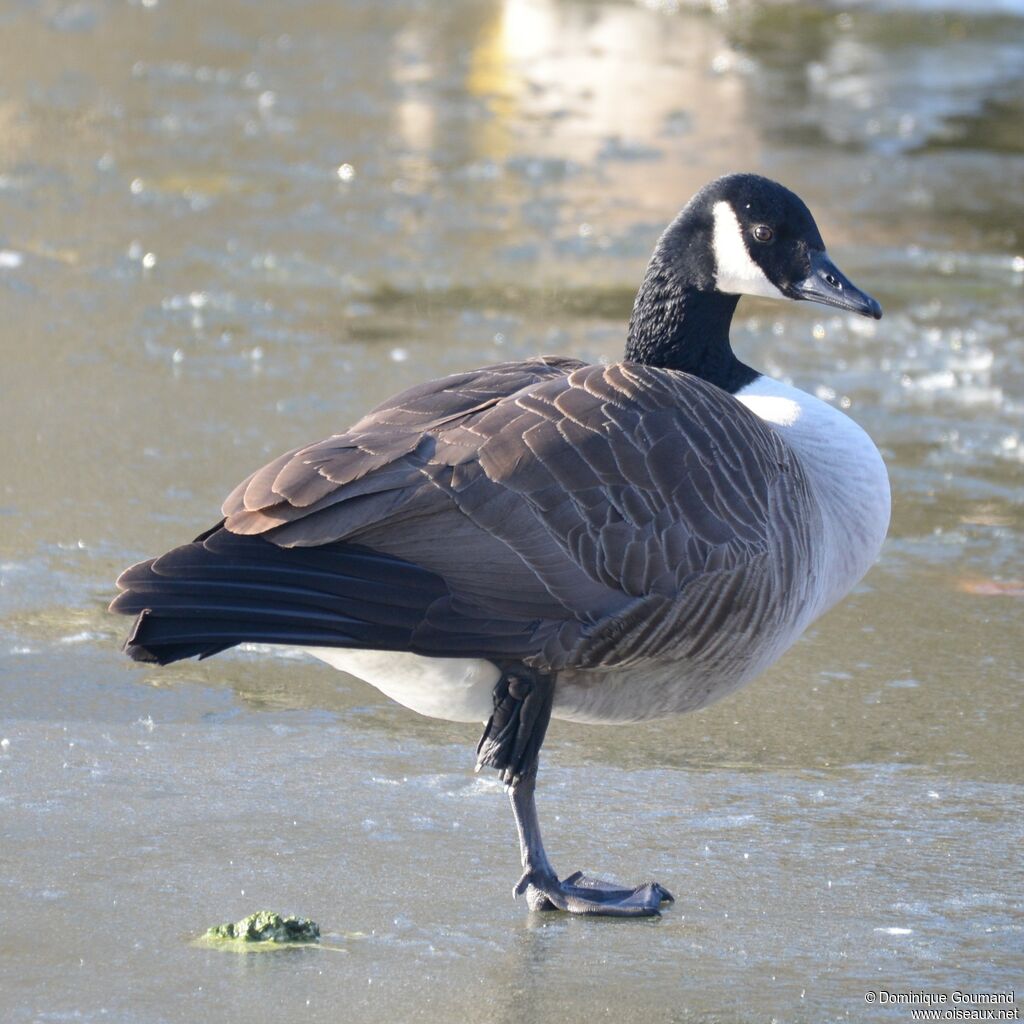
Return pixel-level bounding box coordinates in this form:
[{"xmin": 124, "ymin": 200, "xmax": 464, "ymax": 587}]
[{"xmin": 111, "ymin": 528, "xmax": 449, "ymax": 666}]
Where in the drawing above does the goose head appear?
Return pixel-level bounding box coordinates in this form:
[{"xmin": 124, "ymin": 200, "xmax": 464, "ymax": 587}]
[
  {"xmin": 704, "ymin": 174, "xmax": 882, "ymax": 319},
  {"xmin": 625, "ymin": 173, "xmax": 881, "ymax": 391}
]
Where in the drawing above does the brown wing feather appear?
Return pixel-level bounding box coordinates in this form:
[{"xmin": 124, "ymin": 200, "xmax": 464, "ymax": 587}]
[
  {"xmin": 214, "ymin": 358, "xmax": 814, "ymax": 670},
  {"xmin": 222, "ymin": 356, "xmax": 581, "ymax": 526}
]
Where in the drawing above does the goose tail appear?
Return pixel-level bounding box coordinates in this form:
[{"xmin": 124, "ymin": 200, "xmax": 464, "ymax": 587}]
[{"xmin": 109, "ymin": 526, "xmax": 449, "ymax": 666}]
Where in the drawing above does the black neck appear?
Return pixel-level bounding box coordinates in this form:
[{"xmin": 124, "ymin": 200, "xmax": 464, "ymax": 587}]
[{"xmin": 623, "ymin": 217, "xmax": 759, "ymax": 394}]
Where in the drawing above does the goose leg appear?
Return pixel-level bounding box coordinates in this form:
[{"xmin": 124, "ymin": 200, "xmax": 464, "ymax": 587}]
[{"xmin": 476, "ymin": 665, "xmax": 674, "ymax": 918}]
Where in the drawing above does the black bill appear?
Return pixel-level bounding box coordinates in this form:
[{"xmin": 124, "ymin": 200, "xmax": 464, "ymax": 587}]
[{"xmin": 790, "ymin": 249, "xmax": 882, "ymax": 319}]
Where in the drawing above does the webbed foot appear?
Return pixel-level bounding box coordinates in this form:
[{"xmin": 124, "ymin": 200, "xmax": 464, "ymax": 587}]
[{"xmin": 514, "ymin": 868, "xmax": 673, "ymax": 917}]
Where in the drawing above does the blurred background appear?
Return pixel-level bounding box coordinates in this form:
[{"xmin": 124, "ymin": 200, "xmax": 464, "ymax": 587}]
[{"xmin": 1, "ymin": 0, "xmax": 1021, "ymax": 1020}]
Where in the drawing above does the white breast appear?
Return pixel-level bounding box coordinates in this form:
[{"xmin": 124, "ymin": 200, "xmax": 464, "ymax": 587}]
[{"xmin": 735, "ymin": 375, "xmax": 891, "ymax": 615}]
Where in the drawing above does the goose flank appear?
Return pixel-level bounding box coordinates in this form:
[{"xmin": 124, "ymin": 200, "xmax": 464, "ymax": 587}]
[{"xmin": 111, "ymin": 173, "xmax": 890, "ymax": 917}]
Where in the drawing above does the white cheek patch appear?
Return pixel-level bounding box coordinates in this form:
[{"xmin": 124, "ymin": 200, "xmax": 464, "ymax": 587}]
[{"xmin": 711, "ymin": 201, "xmax": 786, "ymax": 300}]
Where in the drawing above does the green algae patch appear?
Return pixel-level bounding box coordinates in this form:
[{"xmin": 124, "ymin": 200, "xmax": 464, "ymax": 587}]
[{"xmin": 199, "ymin": 911, "xmax": 320, "ymax": 951}]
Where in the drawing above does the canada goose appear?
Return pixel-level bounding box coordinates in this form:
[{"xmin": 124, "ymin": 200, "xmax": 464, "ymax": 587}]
[{"xmin": 111, "ymin": 173, "xmax": 890, "ymax": 917}]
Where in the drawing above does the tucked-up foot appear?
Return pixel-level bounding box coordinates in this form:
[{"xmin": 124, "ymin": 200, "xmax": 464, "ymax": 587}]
[{"xmin": 514, "ymin": 868, "xmax": 674, "ymax": 917}]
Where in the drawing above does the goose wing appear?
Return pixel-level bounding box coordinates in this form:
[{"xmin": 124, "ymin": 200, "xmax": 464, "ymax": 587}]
[{"xmin": 215, "ymin": 359, "xmax": 815, "ymax": 669}]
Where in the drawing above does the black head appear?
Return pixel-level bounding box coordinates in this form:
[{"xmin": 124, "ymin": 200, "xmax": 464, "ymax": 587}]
[
  {"xmin": 625, "ymin": 173, "xmax": 881, "ymax": 391},
  {"xmin": 698, "ymin": 174, "xmax": 881, "ymax": 318}
]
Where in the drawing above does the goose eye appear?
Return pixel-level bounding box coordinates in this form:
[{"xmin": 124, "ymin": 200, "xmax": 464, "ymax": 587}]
[{"xmin": 752, "ymin": 225, "xmax": 773, "ymax": 243}]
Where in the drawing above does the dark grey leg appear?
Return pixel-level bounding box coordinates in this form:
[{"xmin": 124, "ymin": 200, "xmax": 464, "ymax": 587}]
[
  {"xmin": 508, "ymin": 764, "xmax": 558, "ymax": 911},
  {"xmin": 477, "ymin": 664, "xmax": 674, "ymax": 918}
]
